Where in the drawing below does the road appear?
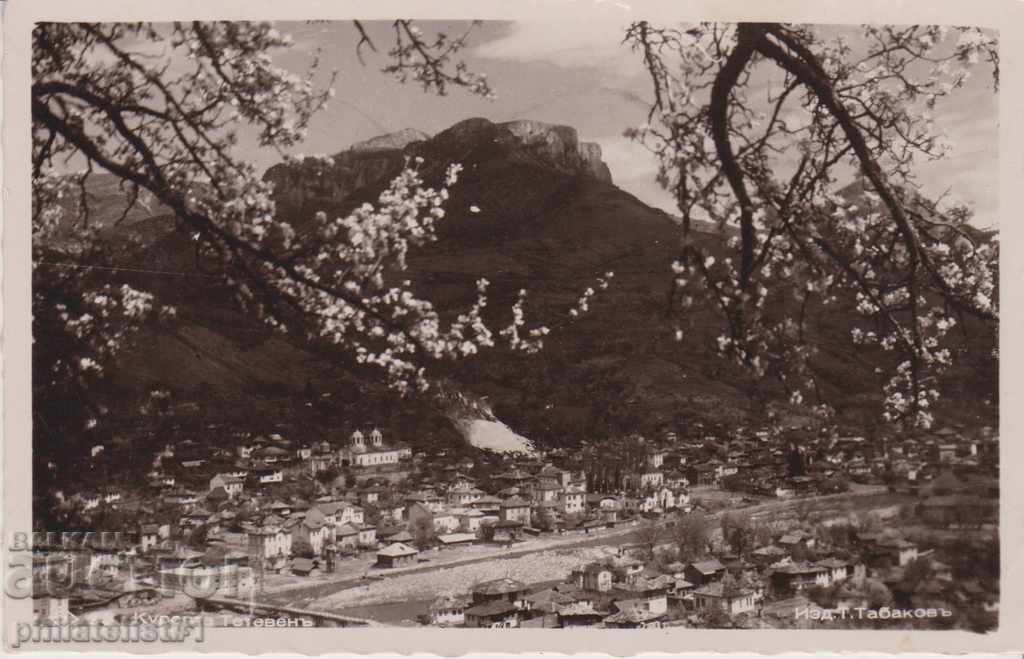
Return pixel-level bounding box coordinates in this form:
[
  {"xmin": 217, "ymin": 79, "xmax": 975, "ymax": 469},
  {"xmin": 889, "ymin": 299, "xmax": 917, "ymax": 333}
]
[{"xmin": 256, "ymin": 484, "xmax": 895, "ymax": 615}]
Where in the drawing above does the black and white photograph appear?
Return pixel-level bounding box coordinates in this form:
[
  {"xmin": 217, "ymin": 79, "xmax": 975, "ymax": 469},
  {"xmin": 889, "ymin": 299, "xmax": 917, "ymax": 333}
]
[{"xmin": 22, "ymin": 14, "xmax": 1002, "ymax": 639}]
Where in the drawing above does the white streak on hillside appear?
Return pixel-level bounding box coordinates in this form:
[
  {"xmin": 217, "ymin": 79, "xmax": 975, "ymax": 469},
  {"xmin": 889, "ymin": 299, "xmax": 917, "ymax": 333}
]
[{"xmin": 455, "ymin": 418, "xmax": 536, "ymax": 456}]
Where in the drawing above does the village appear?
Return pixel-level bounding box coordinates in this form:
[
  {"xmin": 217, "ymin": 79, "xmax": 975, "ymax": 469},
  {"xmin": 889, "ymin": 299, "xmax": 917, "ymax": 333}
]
[{"xmin": 27, "ymin": 411, "xmax": 999, "ymax": 632}]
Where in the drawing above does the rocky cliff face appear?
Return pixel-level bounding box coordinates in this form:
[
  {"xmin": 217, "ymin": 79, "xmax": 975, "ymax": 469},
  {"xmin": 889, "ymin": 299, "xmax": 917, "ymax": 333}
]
[
  {"xmin": 263, "ymin": 118, "xmax": 613, "ymax": 219},
  {"xmin": 496, "ymin": 119, "xmax": 612, "ymax": 184},
  {"xmin": 349, "ymin": 128, "xmax": 431, "ymax": 152}
]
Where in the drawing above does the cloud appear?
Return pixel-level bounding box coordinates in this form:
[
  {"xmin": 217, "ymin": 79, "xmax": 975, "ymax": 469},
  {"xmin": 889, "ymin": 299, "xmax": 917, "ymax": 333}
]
[
  {"xmin": 471, "ymin": 21, "xmax": 641, "ymax": 79},
  {"xmin": 595, "ymin": 136, "xmax": 676, "ymax": 212}
]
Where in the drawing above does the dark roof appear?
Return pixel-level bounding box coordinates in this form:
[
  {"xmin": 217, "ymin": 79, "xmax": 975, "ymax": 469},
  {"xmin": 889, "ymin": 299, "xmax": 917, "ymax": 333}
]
[
  {"xmin": 689, "ymin": 559, "xmax": 725, "ymax": 574},
  {"xmin": 383, "ymin": 530, "xmax": 414, "ymax": 543},
  {"xmin": 473, "ymin": 577, "xmax": 528, "ymax": 596},
  {"xmin": 694, "ymin": 581, "xmax": 754, "ymax": 598},
  {"xmin": 291, "ymin": 557, "xmax": 316, "ymax": 572},
  {"xmin": 377, "ymin": 542, "xmax": 418, "ymax": 557},
  {"xmin": 774, "ymin": 562, "xmax": 828, "ymax": 575}
]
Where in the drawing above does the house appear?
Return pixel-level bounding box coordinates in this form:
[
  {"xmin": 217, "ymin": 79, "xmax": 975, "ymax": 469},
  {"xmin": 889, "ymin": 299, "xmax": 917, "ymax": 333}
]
[
  {"xmin": 471, "ymin": 578, "xmax": 531, "ymax": 611},
  {"xmin": 257, "ymin": 446, "xmax": 290, "ymax": 464},
  {"xmin": 624, "ymin": 470, "xmax": 664, "ymax": 491},
  {"xmin": 447, "ymin": 481, "xmax": 484, "ymax": 507},
  {"xmin": 432, "ymin": 511, "xmax": 460, "ymax": 534},
  {"xmin": 309, "ymin": 452, "xmax": 334, "ymax": 477},
  {"xmin": 684, "ymin": 559, "xmax": 726, "ymax": 586},
  {"xmin": 937, "ymin": 443, "xmax": 959, "ymax": 463},
  {"xmin": 750, "ymin": 545, "xmax": 790, "ymax": 566},
  {"xmin": 139, "ymin": 524, "xmax": 161, "ymax": 553},
  {"xmin": 314, "ymin": 501, "xmax": 366, "ymax": 527},
  {"xmin": 209, "ymin": 474, "xmax": 244, "ymax": 498},
  {"xmin": 556, "ymin": 602, "xmax": 607, "ymax": 627},
  {"xmin": 692, "ymin": 581, "xmax": 757, "ymax": 616},
  {"xmin": 593, "ymin": 495, "xmax": 625, "ymax": 522},
  {"xmin": 644, "ymin": 447, "xmax": 666, "ymax": 469},
  {"xmin": 375, "ymin": 542, "xmax": 418, "ymax": 568},
  {"xmin": 335, "ymin": 524, "xmax": 360, "ymax": 551},
  {"xmin": 499, "ymin": 498, "xmax": 532, "ymax": 527},
  {"xmin": 487, "ymin": 519, "xmax": 524, "ymax": 544},
  {"xmin": 602, "ymin": 602, "xmax": 666, "ymax": 628},
  {"xmin": 538, "ymin": 463, "xmax": 573, "ymax": 488},
  {"xmin": 164, "ymin": 490, "xmax": 200, "ymax": 506},
  {"xmin": 405, "ymin": 491, "xmax": 445, "ymax": 513},
  {"xmin": 381, "ymin": 529, "xmax": 414, "ymax": 545},
  {"xmin": 530, "ymin": 478, "xmax": 563, "ymax": 503},
  {"xmin": 873, "ymin": 537, "xmax": 919, "ymax": 567},
  {"xmin": 247, "ymin": 525, "xmax": 292, "ymax": 568},
  {"xmin": 358, "ymin": 486, "xmax": 386, "ymax": 505},
  {"xmin": 290, "ymin": 557, "xmax": 319, "ymax": 577},
  {"xmin": 611, "ymin": 575, "xmax": 672, "ymax": 615},
  {"xmin": 471, "ymin": 577, "xmax": 528, "ymax": 602},
  {"xmin": 770, "ymin": 563, "xmax": 831, "ymax": 593},
  {"xmin": 437, "ymin": 533, "xmax": 477, "ymax": 548},
  {"xmin": 816, "ymin": 557, "xmax": 851, "ymax": 584},
  {"xmin": 357, "ymin": 525, "xmax": 378, "ymax": 549},
  {"xmin": 777, "ymin": 530, "xmax": 816, "ymax": 550},
  {"xmin": 159, "ymin": 561, "xmax": 255, "ymax": 598},
  {"xmin": 610, "ymin": 555, "xmax": 647, "ymax": 584},
  {"xmin": 253, "ymin": 466, "xmax": 284, "ymax": 484},
  {"xmin": 527, "ymin": 588, "xmax": 576, "ymax": 615},
  {"xmin": 100, "ymin": 489, "xmax": 122, "ymax": 504},
  {"xmin": 559, "ymin": 486, "xmax": 586, "ymax": 515},
  {"xmin": 471, "ymin": 495, "xmax": 503, "ymax": 514},
  {"xmin": 286, "ymin": 518, "xmax": 323, "ymax": 557},
  {"xmin": 453, "ymin": 508, "xmax": 485, "ymax": 534},
  {"xmin": 570, "ymin": 563, "xmax": 613, "ymax": 592},
  {"xmin": 429, "ymin": 593, "xmax": 472, "ymax": 626},
  {"xmin": 464, "ymin": 600, "xmax": 520, "ymax": 628}
]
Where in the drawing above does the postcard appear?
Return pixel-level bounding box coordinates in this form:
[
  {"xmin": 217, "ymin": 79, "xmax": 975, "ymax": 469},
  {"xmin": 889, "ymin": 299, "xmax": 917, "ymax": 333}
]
[{"xmin": 3, "ymin": 0, "xmax": 1021, "ymax": 653}]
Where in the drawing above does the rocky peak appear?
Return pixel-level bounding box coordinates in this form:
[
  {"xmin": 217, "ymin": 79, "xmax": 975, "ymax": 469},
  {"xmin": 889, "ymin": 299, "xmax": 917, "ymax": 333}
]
[
  {"xmin": 430, "ymin": 117, "xmax": 612, "ymax": 184},
  {"xmin": 497, "ymin": 119, "xmax": 611, "ymax": 183},
  {"xmin": 264, "ymin": 117, "xmax": 614, "ymax": 218},
  {"xmin": 348, "ymin": 128, "xmax": 431, "ymax": 153}
]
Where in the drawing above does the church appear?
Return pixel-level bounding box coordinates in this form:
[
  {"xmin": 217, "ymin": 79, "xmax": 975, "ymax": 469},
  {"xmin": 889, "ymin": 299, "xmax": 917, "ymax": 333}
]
[{"xmin": 338, "ymin": 428, "xmax": 412, "ymax": 468}]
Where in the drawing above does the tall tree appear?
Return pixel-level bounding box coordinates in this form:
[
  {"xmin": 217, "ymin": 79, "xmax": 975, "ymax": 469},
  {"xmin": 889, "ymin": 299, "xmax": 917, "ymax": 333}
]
[
  {"xmin": 673, "ymin": 510, "xmax": 712, "ymax": 561},
  {"xmin": 625, "ymin": 23, "xmax": 998, "ymax": 428}
]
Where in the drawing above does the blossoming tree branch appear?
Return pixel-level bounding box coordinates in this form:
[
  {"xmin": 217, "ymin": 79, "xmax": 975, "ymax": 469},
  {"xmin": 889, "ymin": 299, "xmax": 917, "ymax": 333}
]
[
  {"xmin": 625, "ymin": 23, "xmax": 998, "ymax": 428},
  {"xmin": 31, "ymin": 20, "xmax": 610, "ymax": 420}
]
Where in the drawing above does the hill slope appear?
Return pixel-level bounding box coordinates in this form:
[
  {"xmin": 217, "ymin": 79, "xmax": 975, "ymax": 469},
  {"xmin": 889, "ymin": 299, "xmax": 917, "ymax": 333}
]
[{"xmin": 39, "ymin": 118, "xmax": 998, "ymax": 460}]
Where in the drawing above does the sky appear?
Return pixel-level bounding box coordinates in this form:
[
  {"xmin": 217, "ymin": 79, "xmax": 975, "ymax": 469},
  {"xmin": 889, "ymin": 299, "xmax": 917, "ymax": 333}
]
[{"xmin": 202, "ymin": 21, "xmax": 1003, "ymax": 228}]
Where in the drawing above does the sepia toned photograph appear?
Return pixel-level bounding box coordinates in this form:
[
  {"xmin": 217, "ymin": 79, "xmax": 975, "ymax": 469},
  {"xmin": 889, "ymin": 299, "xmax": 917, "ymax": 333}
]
[{"xmin": 16, "ymin": 8, "xmax": 1005, "ymax": 647}]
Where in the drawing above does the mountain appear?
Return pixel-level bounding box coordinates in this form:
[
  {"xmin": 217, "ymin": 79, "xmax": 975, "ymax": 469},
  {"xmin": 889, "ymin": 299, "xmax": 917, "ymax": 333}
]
[
  {"xmin": 349, "ymin": 128, "xmax": 431, "ymax": 152},
  {"xmin": 40, "ymin": 118, "xmax": 998, "ymax": 462}
]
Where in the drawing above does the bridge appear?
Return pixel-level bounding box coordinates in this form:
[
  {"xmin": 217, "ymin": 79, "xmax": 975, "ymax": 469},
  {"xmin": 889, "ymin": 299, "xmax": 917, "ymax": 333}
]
[
  {"xmin": 192, "ymin": 595, "xmax": 378, "ymax": 627},
  {"xmin": 71, "ymin": 587, "xmax": 162, "ymax": 613}
]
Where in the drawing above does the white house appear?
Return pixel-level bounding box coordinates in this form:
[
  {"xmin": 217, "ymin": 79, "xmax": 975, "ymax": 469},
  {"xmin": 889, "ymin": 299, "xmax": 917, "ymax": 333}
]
[{"xmin": 209, "ymin": 474, "xmax": 244, "ymax": 498}]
